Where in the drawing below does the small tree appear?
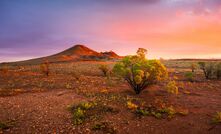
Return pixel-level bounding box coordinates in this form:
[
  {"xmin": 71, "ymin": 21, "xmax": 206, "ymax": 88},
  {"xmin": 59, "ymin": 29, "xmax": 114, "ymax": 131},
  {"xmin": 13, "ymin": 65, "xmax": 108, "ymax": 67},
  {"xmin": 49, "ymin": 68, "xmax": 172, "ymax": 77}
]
[
  {"xmin": 185, "ymin": 72, "xmax": 194, "ymax": 82},
  {"xmin": 113, "ymin": 48, "xmax": 168, "ymax": 94},
  {"xmin": 0, "ymin": 65, "xmax": 9, "ymax": 75},
  {"xmin": 216, "ymin": 63, "xmax": 221, "ymax": 79},
  {"xmin": 98, "ymin": 64, "xmax": 109, "ymax": 76},
  {"xmin": 198, "ymin": 62, "xmax": 214, "ymax": 79},
  {"xmin": 40, "ymin": 60, "xmax": 50, "ymax": 76},
  {"xmin": 190, "ymin": 63, "xmax": 197, "ymax": 73}
]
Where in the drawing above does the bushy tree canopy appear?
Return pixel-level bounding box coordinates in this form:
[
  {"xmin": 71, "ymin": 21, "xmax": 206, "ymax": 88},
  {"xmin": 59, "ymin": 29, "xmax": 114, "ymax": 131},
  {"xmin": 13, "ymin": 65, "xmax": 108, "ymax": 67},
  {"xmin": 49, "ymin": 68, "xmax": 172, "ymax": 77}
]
[{"xmin": 113, "ymin": 48, "xmax": 168, "ymax": 94}]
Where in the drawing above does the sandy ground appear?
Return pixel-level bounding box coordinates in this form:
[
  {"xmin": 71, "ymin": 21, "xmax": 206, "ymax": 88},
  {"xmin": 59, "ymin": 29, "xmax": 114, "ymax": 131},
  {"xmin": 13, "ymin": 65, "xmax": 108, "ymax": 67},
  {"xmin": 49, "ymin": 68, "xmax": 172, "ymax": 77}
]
[{"xmin": 0, "ymin": 89, "xmax": 87, "ymax": 134}]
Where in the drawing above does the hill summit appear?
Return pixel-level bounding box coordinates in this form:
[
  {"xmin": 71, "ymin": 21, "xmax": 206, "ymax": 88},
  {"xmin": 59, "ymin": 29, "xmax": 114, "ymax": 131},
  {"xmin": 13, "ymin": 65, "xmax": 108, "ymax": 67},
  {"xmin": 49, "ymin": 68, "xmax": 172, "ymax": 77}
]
[{"xmin": 10, "ymin": 44, "xmax": 121, "ymax": 65}]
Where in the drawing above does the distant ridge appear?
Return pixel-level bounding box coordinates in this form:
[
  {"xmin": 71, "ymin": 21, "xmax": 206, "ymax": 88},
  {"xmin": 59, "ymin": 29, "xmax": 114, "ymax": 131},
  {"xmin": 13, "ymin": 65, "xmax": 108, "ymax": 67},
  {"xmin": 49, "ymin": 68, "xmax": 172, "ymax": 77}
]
[
  {"xmin": 4, "ymin": 44, "xmax": 121, "ymax": 65},
  {"xmin": 169, "ymin": 58, "xmax": 221, "ymax": 62}
]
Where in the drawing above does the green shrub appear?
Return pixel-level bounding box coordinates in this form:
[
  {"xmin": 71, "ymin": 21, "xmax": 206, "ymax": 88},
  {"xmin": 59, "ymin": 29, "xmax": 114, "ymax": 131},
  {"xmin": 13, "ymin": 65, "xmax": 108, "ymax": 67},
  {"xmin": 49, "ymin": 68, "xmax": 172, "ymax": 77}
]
[
  {"xmin": 113, "ymin": 48, "xmax": 168, "ymax": 94},
  {"xmin": 215, "ymin": 63, "xmax": 221, "ymax": 79},
  {"xmin": 190, "ymin": 63, "xmax": 197, "ymax": 72},
  {"xmin": 198, "ymin": 62, "xmax": 215, "ymax": 79},
  {"xmin": 198, "ymin": 62, "xmax": 221, "ymax": 79},
  {"xmin": 212, "ymin": 112, "xmax": 221, "ymax": 124},
  {"xmin": 135, "ymin": 108, "xmax": 150, "ymax": 116},
  {"xmin": 185, "ymin": 72, "xmax": 194, "ymax": 82},
  {"xmin": 0, "ymin": 122, "xmax": 10, "ymax": 130},
  {"xmin": 40, "ymin": 60, "xmax": 50, "ymax": 76},
  {"xmin": 98, "ymin": 64, "xmax": 109, "ymax": 76},
  {"xmin": 92, "ymin": 122, "xmax": 116, "ymax": 134},
  {"xmin": 0, "ymin": 65, "xmax": 9, "ymax": 75},
  {"xmin": 73, "ymin": 107, "xmax": 85, "ymax": 125},
  {"xmin": 166, "ymin": 81, "xmax": 179, "ymax": 95}
]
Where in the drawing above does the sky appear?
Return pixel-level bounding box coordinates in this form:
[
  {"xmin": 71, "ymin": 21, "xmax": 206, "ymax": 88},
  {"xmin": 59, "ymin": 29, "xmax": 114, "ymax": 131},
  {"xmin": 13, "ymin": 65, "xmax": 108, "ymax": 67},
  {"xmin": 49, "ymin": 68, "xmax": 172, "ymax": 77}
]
[{"xmin": 0, "ymin": 0, "xmax": 221, "ymax": 62}]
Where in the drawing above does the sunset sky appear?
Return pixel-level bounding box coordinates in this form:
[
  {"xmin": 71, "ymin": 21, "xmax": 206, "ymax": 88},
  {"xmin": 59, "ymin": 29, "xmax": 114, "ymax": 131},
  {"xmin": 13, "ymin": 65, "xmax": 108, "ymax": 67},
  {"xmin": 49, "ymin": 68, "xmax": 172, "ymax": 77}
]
[{"xmin": 0, "ymin": 0, "xmax": 221, "ymax": 62}]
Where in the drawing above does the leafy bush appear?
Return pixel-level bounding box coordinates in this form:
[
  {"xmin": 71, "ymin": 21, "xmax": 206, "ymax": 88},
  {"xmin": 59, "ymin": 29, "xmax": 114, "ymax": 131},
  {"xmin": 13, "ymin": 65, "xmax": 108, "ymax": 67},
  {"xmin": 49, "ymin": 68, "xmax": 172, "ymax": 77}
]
[
  {"xmin": 99, "ymin": 64, "xmax": 109, "ymax": 76},
  {"xmin": 40, "ymin": 60, "xmax": 50, "ymax": 76},
  {"xmin": 198, "ymin": 62, "xmax": 214, "ymax": 79},
  {"xmin": 73, "ymin": 107, "xmax": 85, "ymax": 125},
  {"xmin": 0, "ymin": 65, "xmax": 9, "ymax": 75},
  {"xmin": 215, "ymin": 63, "xmax": 221, "ymax": 79},
  {"xmin": 70, "ymin": 101, "xmax": 117, "ymax": 125},
  {"xmin": 166, "ymin": 81, "xmax": 178, "ymax": 95},
  {"xmin": 127, "ymin": 101, "xmax": 138, "ymax": 110},
  {"xmin": 0, "ymin": 122, "xmax": 10, "ymax": 130},
  {"xmin": 198, "ymin": 62, "xmax": 221, "ymax": 79},
  {"xmin": 71, "ymin": 65, "xmax": 82, "ymax": 80},
  {"xmin": 190, "ymin": 63, "xmax": 197, "ymax": 72},
  {"xmin": 212, "ymin": 112, "xmax": 221, "ymax": 124},
  {"xmin": 113, "ymin": 48, "xmax": 168, "ymax": 94},
  {"xmin": 92, "ymin": 122, "xmax": 116, "ymax": 134},
  {"xmin": 185, "ymin": 72, "xmax": 194, "ymax": 82}
]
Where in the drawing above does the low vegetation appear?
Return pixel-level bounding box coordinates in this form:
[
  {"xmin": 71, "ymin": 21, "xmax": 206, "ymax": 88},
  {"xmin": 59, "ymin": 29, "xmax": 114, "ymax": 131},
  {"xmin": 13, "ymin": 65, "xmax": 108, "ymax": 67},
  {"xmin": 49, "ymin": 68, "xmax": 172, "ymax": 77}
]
[
  {"xmin": 212, "ymin": 112, "xmax": 221, "ymax": 124},
  {"xmin": 198, "ymin": 62, "xmax": 221, "ymax": 79},
  {"xmin": 70, "ymin": 101, "xmax": 118, "ymax": 125},
  {"xmin": 166, "ymin": 81, "xmax": 179, "ymax": 95},
  {"xmin": 92, "ymin": 122, "xmax": 116, "ymax": 134},
  {"xmin": 40, "ymin": 60, "xmax": 50, "ymax": 76},
  {"xmin": 127, "ymin": 100, "xmax": 183, "ymax": 119},
  {"xmin": 113, "ymin": 48, "xmax": 168, "ymax": 94},
  {"xmin": 185, "ymin": 72, "xmax": 194, "ymax": 82},
  {"xmin": 98, "ymin": 64, "xmax": 110, "ymax": 76},
  {"xmin": 0, "ymin": 120, "xmax": 15, "ymax": 130},
  {"xmin": 191, "ymin": 63, "xmax": 197, "ymax": 73}
]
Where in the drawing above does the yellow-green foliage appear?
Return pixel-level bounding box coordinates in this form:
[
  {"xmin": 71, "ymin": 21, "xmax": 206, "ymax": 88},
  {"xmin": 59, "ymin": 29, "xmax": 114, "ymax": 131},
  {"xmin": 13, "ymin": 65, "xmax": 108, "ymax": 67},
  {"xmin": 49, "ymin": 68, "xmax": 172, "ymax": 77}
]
[
  {"xmin": 134, "ymin": 105, "xmax": 178, "ymax": 119},
  {"xmin": 159, "ymin": 106, "xmax": 176, "ymax": 118},
  {"xmin": 113, "ymin": 48, "xmax": 168, "ymax": 94},
  {"xmin": 198, "ymin": 62, "xmax": 221, "ymax": 79},
  {"xmin": 0, "ymin": 122, "xmax": 9, "ymax": 130},
  {"xmin": 166, "ymin": 81, "xmax": 179, "ymax": 95},
  {"xmin": 92, "ymin": 122, "xmax": 116, "ymax": 134},
  {"xmin": 185, "ymin": 72, "xmax": 194, "ymax": 82},
  {"xmin": 212, "ymin": 112, "xmax": 221, "ymax": 124},
  {"xmin": 72, "ymin": 102, "xmax": 97, "ymax": 125},
  {"xmin": 0, "ymin": 65, "xmax": 9, "ymax": 75},
  {"xmin": 73, "ymin": 107, "xmax": 85, "ymax": 125},
  {"xmin": 0, "ymin": 120, "xmax": 15, "ymax": 130},
  {"xmin": 127, "ymin": 101, "xmax": 138, "ymax": 110},
  {"xmin": 40, "ymin": 61, "xmax": 50, "ymax": 76},
  {"xmin": 71, "ymin": 101, "xmax": 117, "ymax": 125},
  {"xmin": 98, "ymin": 64, "xmax": 109, "ymax": 76},
  {"xmin": 216, "ymin": 63, "xmax": 221, "ymax": 79},
  {"xmin": 191, "ymin": 63, "xmax": 197, "ymax": 72}
]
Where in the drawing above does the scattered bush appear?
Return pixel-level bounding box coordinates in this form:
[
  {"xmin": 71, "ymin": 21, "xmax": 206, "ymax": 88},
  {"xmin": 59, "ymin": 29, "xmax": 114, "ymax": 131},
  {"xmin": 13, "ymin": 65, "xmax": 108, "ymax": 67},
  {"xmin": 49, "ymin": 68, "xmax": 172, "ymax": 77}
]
[
  {"xmin": 71, "ymin": 102, "xmax": 97, "ymax": 125},
  {"xmin": 73, "ymin": 107, "xmax": 85, "ymax": 125},
  {"xmin": 127, "ymin": 101, "xmax": 138, "ymax": 110},
  {"xmin": 40, "ymin": 60, "xmax": 50, "ymax": 76},
  {"xmin": 113, "ymin": 48, "xmax": 168, "ymax": 94},
  {"xmin": 159, "ymin": 106, "xmax": 176, "ymax": 118},
  {"xmin": 0, "ymin": 120, "xmax": 15, "ymax": 130},
  {"xmin": 185, "ymin": 72, "xmax": 194, "ymax": 82},
  {"xmin": 166, "ymin": 81, "xmax": 179, "ymax": 95},
  {"xmin": 212, "ymin": 112, "xmax": 221, "ymax": 124},
  {"xmin": 198, "ymin": 62, "xmax": 214, "ymax": 79},
  {"xmin": 0, "ymin": 65, "xmax": 9, "ymax": 75},
  {"xmin": 70, "ymin": 101, "xmax": 117, "ymax": 125},
  {"xmin": 135, "ymin": 108, "xmax": 150, "ymax": 116},
  {"xmin": 0, "ymin": 122, "xmax": 10, "ymax": 130},
  {"xmin": 191, "ymin": 63, "xmax": 197, "ymax": 72},
  {"xmin": 215, "ymin": 63, "xmax": 221, "ymax": 79},
  {"xmin": 92, "ymin": 122, "xmax": 116, "ymax": 134},
  {"xmin": 198, "ymin": 62, "xmax": 221, "ymax": 79},
  {"xmin": 98, "ymin": 64, "xmax": 109, "ymax": 76},
  {"xmin": 133, "ymin": 104, "xmax": 179, "ymax": 119}
]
